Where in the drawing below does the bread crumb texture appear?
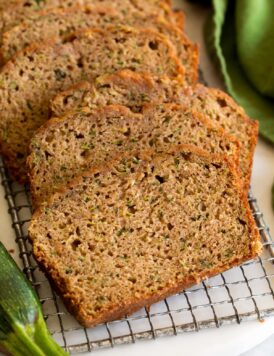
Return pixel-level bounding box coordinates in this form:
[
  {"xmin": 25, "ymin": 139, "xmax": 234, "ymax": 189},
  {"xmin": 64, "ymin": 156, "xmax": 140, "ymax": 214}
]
[
  {"xmin": 0, "ymin": 26, "xmax": 184, "ymax": 182},
  {"xmin": 29, "ymin": 147, "xmax": 261, "ymax": 327},
  {"xmin": 51, "ymin": 70, "xmax": 258, "ymax": 192},
  {"xmin": 28, "ymin": 103, "xmax": 240, "ymax": 206}
]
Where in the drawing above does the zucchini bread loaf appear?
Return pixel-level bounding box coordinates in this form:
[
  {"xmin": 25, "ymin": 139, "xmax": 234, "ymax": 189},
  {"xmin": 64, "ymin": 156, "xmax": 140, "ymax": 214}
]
[
  {"xmin": 0, "ymin": 0, "xmax": 178, "ymax": 38},
  {"xmin": 0, "ymin": 7, "xmax": 198, "ymax": 83},
  {"xmin": 28, "ymin": 146, "xmax": 261, "ymax": 327},
  {"xmin": 0, "ymin": 26, "xmax": 184, "ymax": 182},
  {"xmin": 27, "ymin": 104, "xmax": 240, "ymax": 206},
  {"xmin": 51, "ymin": 70, "xmax": 257, "ymax": 192}
]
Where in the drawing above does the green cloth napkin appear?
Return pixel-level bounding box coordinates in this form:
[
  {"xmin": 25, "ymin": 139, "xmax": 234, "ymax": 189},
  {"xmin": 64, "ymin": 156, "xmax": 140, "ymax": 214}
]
[
  {"xmin": 237, "ymin": 0, "xmax": 274, "ymax": 98},
  {"xmin": 199, "ymin": 0, "xmax": 274, "ymax": 211},
  {"xmin": 204, "ymin": 0, "xmax": 274, "ymax": 145}
]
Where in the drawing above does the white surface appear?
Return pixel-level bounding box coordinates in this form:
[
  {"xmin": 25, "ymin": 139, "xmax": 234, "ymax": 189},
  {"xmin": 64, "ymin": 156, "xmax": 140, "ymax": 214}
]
[
  {"xmin": 0, "ymin": 1, "xmax": 274, "ymax": 355},
  {"xmin": 242, "ymin": 332, "xmax": 274, "ymax": 356},
  {"xmin": 81, "ymin": 319, "xmax": 274, "ymax": 356}
]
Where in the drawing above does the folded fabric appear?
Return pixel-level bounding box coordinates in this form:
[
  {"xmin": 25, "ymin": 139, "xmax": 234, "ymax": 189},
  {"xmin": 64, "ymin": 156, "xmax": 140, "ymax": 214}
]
[
  {"xmin": 204, "ymin": 0, "xmax": 274, "ymax": 145},
  {"xmin": 236, "ymin": 0, "xmax": 274, "ymax": 98}
]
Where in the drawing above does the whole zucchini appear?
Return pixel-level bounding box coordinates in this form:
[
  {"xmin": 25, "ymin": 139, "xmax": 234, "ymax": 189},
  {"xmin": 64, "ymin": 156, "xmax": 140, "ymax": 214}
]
[{"xmin": 0, "ymin": 241, "xmax": 68, "ymax": 356}]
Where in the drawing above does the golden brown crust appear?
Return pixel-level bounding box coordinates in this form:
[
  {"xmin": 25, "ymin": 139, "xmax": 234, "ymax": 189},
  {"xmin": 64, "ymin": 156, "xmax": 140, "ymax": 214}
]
[
  {"xmin": 99, "ymin": 70, "xmax": 158, "ymax": 90},
  {"xmin": 190, "ymin": 43, "xmax": 199, "ymax": 84},
  {"xmin": 209, "ymin": 87, "xmax": 259, "ymax": 193},
  {"xmin": 173, "ymin": 9, "xmax": 185, "ymax": 29}
]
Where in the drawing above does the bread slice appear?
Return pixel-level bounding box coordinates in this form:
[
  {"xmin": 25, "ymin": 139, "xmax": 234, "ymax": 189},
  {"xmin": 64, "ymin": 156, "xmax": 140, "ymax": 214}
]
[
  {"xmin": 51, "ymin": 70, "xmax": 258, "ymax": 192},
  {"xmin": 0, "ymin": 26, "xmax": 184, "ymax": 183},
  {"xmin": 0, "ymin": 6, "xmax": 198, "ymax": 83},
  {"xmin": 28, "ymin": 145, "xmax": 262, "ymax": 327},
  {"xmin": 0, "ymin": 0, "xmax": 178, "ymax": 36},
  {"xmin": 27, "ymin": 104, "xmax": 240, "ymax": 207},
  {"xmin": 182, "ymin": 85, "xmax": 258, "ymax": 192}
]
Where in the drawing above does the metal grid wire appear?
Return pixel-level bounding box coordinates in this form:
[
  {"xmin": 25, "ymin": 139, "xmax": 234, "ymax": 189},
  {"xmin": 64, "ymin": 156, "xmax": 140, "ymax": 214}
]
[{"xmin": 1, "ymin": 156, "xmax": 274, "ymax": 354}]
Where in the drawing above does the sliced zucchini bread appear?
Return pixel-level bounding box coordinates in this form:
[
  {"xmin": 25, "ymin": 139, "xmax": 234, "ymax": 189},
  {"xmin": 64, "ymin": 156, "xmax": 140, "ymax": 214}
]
[
  {"xmin": 0, "ymin": 26, "xmax": 184, "ymax": 182},
  {"xmin": 28, "ymin": 104, "xmax": 240, "ymax": 207},
  {"xmin": 28, "ymin": 146, "xmax": 261, "ymax": 327},
  {"xmin": 51, "ymin": 70, "xmax": 258, "ymax": 192},
  {"xmin": 0, "ymin": 6, "xmax": 198, "ymax": 83},
  {"xmin": 0, "ymin": 0, "xmax": 178, "ymax": 38}
]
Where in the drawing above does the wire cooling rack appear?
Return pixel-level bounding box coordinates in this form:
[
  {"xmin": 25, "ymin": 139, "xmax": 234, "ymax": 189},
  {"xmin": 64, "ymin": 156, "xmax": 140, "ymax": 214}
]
[{"xmin": 1, "ymin": 157, "xmax": 274, "ymax": 354}]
